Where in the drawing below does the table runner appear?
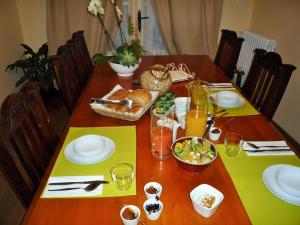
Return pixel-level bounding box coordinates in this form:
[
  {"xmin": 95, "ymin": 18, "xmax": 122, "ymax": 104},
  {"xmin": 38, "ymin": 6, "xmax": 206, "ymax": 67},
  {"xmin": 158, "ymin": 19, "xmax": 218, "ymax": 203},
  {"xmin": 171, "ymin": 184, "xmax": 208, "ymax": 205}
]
[
  {"xmin": 217, "ymin": 144, "xmax": 300, "ymax": 225},
  {"xmin": 209, "ymin": 89, "xmax": 260, "ymax": 117},
  {"xmin": 42, "ymin": 126, "xmax": 136, "ymax": 198}
]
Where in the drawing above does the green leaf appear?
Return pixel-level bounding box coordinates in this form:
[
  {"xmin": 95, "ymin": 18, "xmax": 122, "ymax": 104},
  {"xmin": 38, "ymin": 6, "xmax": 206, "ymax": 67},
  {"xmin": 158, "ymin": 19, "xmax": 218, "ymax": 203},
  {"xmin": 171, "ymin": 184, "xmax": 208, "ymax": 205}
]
[{"xmin": 92, "ymin": 53, "xmax": 116, "ymax": 64}]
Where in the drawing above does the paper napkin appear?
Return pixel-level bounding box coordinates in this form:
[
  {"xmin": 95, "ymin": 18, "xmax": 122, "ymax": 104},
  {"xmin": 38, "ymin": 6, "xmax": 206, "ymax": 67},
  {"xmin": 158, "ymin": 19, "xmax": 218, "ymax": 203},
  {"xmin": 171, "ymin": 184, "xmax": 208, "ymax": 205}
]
[
  {"xmin": 42, "ymin": 175, "xmax": 104, "ymax": 198},
  {"xmin": 243, "ymin": 141, "xmax": 295, "ymax": 156},
  {"xmin": 169, "ymin": 70, "xmax": 191, "ymax": 82}
]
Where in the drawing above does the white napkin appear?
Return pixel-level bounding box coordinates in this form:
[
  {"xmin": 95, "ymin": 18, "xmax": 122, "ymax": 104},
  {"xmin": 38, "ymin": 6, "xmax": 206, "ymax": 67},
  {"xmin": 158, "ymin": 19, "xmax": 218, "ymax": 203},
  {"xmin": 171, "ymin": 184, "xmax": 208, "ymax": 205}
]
[
  {"xmin": 243, "ymin": 141, "xmax": 295, "ymax": 156},
  {"xmin": 42, "ymin": 175, "xmax": 104, "ymax": 198},
  {"xmin": 210, "ymin": 83, "xmax": 235, "ymax": 90},
  {"xmin": 169, "ymin": 70, "xmax": 191, "ymax": 82}
]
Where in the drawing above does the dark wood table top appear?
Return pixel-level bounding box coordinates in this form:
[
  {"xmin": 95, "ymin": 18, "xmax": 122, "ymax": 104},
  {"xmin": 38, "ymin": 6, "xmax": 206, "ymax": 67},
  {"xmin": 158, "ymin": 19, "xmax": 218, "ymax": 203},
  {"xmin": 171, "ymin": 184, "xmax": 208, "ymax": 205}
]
[{"xmin": 22, "ymin": 55, "xmax": 292, "ymax": 225}]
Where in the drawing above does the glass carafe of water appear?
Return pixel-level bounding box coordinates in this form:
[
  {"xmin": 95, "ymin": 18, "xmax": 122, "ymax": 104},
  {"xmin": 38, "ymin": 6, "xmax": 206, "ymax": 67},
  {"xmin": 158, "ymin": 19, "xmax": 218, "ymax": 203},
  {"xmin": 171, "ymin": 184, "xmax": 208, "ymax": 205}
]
[{"xmin": 185, "ymin": 80, "xmax": 209, "ymax": 137}]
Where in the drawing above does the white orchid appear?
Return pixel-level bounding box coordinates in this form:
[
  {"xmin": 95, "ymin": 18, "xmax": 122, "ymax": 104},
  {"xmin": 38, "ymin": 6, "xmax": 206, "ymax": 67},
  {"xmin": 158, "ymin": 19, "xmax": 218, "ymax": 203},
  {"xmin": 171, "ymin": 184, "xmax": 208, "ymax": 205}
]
[{"xmin": 88, "ymin": 0, "xmax": 105, "ymax": 16}]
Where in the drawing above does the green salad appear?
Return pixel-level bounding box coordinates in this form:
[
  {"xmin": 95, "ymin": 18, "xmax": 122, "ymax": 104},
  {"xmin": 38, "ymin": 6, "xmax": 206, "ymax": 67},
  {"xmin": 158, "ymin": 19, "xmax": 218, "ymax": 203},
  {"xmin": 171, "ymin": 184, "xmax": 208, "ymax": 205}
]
[
  {"xmin": 173, "ymin": 139, "xmax": 216, "ymax": 164},
  {"xmin": 155, "ymin": 92, "xmax": 176, "ymax": 114}
]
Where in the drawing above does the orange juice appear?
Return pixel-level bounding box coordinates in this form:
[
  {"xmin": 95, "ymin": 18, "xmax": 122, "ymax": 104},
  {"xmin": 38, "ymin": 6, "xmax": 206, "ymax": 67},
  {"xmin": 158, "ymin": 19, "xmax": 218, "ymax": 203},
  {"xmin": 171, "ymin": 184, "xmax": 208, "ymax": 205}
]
[
  {"xmin": 151, "ymin": 125, "xmax": 172, "ymax": 159},
  {"xmin": 185, "ymin": 109, "xmax": 207, "ymax": 137}
]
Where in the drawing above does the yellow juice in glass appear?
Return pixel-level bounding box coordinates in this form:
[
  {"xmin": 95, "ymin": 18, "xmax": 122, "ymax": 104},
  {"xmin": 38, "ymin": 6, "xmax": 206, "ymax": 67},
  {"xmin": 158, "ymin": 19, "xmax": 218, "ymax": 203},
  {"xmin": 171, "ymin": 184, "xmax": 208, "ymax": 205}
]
[{"xmin": 185, "ymin": 109, "xmax": 207, "ymax": 137}]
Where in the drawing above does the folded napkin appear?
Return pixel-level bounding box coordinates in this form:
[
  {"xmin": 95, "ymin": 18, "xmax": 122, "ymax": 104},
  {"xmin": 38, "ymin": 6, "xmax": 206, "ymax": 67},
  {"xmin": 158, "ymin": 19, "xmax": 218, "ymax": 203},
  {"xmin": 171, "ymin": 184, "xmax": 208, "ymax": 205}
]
[
  {"xmin": 243, "ymin": 141, "xmax": 295, "ymax": 156},
  {"xmin": 169, "ymin": 70, "xmax": 191, "ymax": 82},
  {"xmin": 210, "ymin": 83, "xmax": 235, "ymax": 90},
  {"xmin": 42, "ymin": 175, "xmax": 104, "ymax": 198}
]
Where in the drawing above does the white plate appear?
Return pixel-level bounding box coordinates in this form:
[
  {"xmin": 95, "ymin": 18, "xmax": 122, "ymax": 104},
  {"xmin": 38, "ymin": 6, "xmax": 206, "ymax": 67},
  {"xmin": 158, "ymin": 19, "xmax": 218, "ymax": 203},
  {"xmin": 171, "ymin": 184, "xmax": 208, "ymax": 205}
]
[
  {"xmin": 210, "ymin": 93, "xmax": 244, "ymax": 108},
  {"xmin": 263, "ymin": 164, "xmax": 300, "ymax": 206},
  {"xmin": 64, "ymin": 136, "xmax": 115, "ymax": 164},
  {"xmin": 276, "ymin": 165, "xmax": 300, "ymax": 197}
]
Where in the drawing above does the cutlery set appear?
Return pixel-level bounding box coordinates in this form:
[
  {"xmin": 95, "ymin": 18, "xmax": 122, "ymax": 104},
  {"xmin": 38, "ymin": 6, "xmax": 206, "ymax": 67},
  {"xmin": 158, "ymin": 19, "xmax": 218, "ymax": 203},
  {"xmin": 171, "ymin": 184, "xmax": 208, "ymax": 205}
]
[{"xmin": 48, "ymin": 180, "xmax": 109, "ymax": 192}]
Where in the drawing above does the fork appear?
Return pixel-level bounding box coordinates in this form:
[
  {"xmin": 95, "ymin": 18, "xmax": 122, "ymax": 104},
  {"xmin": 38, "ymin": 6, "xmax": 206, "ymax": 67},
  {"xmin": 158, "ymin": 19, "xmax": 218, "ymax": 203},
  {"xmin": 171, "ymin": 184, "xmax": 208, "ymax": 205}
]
[{"xmin": 247, "ymin": 142, "xmax": 289, "ymax": 149}]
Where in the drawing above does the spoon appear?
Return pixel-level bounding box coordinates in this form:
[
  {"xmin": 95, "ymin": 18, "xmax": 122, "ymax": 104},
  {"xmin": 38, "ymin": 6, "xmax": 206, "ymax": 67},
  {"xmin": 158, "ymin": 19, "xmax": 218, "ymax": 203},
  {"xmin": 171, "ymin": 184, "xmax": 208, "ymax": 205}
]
[
  {"xmin": 138, "ymin": 218, "xmax": 147, "ymax": 225},
  {"xmin": 90, "ymin": 98, "xmax": 134, "ymax": 110},
  {"xmin": 48, "ymin": 182, "xmax": 101, "ymax": 192}
]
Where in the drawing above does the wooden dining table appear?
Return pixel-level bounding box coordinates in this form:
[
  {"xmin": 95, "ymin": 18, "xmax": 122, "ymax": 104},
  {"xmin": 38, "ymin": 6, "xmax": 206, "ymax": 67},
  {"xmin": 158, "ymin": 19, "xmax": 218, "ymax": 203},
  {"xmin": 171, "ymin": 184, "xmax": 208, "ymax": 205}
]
[{"xmin": 21, "ymin": 55, "xmax": 298, "ymax": 225}]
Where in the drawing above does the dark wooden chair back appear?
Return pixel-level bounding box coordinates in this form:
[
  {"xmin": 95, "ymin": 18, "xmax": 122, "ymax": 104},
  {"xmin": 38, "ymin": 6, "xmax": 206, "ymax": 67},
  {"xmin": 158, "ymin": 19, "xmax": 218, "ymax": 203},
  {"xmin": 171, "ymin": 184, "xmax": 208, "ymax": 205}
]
[
  {"xmin": 50, "ymin": 31, "xmax": 93, "ymax": 113},
  {"xmin": 214, "ymin": 29, "xmax": 244, "ymax": 80},
  {"xmin": 50, "ymin": 45, "xmax": 82, "ymax": 113},
  {"xmin": 242, "ymin": 49, "xmax": 296, "ymax": 119},
  {"xmin": 0, "ymin": 82, "xmax": 58, "ymax": 207},
  {"xmin": 72, "ymin": 31, "xmax": 93, "ymax": 75}
]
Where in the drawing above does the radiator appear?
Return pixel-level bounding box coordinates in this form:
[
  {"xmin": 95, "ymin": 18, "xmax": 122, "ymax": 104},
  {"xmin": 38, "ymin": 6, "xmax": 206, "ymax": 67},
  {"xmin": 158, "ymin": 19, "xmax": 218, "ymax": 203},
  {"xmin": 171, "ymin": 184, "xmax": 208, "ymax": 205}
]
[{"xmin": 236, "ymin": 31, "xmax": 277, "ymax": 86}]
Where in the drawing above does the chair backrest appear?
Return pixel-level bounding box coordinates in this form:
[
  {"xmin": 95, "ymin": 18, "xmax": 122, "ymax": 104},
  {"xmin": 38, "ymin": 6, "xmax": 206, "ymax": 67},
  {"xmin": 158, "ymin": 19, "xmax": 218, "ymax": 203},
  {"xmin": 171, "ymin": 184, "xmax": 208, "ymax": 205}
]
[
  {"xmin": 242, "ymin": 49, "xmax": 296, "ymax": 119},
  {"xmin": 0, "ymin": 82, "xmax": 58, "ymax": 207},
  {"xmin": 51, "ymin": 31, "xmax": 93, "ymax": 113},
  {"xmin": 214, "ymin": 29, "xmax": 244, "ymax": 79},
  {"xmin": 50, "ymin": 45, "xmax": 82, "ymax": 113},
  {"xmin": 72, "ymin": 30, "xmax": 94, "ymax": 75}
]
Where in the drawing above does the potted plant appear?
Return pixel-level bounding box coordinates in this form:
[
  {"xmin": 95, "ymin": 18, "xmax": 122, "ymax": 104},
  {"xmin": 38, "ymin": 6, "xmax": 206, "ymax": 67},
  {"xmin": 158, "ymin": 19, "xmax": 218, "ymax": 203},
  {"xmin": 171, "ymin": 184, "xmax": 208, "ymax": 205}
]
[
  {"xmin": 6, "ymin": 42, "xmax": 55, "ymax": 93},
  {"xmin": 88, "ymin": 0, "xmax": 144, "ymax": 76}
]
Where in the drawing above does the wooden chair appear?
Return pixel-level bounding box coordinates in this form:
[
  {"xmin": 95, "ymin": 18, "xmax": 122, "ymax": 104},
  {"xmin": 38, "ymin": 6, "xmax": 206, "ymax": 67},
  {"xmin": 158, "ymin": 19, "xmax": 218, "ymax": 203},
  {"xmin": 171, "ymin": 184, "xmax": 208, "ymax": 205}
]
[
  {"xmin": 72, "ymin": 31, "xmax": 93, "ymax": 75},
  {"xmin": 214, "ymin": 29, "xmax": 244, "ymax": 81},
  {"xmin": 0, "ymin": 82, "xmax": 58, "ymax": 208},
  {"xmin": 51, "ymin": 31, "xmax": 93, "ymax": 113},
  {"xmin": 242, "ymin": 49, "xmax": 296, "ymax": 119},
  {"xmin": 50, "ymin": 45, "xmax": 82, "ymax": 113}
]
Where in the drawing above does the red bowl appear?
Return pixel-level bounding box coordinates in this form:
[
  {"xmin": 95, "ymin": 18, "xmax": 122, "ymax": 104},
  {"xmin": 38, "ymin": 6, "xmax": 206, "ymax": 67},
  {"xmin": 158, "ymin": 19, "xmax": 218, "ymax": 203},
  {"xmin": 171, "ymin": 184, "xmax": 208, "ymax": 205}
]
[{"xmin": 171, "ymin": 136, "xmax": 218, "ymax": 172}]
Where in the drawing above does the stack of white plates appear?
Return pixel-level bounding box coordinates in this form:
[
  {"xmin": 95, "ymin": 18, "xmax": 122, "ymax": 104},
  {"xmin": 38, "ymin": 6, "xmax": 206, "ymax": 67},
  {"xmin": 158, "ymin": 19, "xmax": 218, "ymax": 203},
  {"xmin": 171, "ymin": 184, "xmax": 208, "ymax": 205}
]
[
  {"xmin": 64, "ymin": 134, "xmax": 115, "ymax": 164},
  {"xmin": 263, "ymin": 164, "xmax": 300, "ymax": 206}
]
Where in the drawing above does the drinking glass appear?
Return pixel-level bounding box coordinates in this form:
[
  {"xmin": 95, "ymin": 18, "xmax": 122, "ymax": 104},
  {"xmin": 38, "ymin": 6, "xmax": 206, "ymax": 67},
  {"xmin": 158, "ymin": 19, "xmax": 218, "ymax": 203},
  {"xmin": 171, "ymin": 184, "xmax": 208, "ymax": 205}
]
[
  {"xmin": 224, "ymin": 133, "xmax": 243, "ymax": 157},
  {"xmin": 150, "ymin": 105, "xmax": 174, "ymax": 160},
  {"xmin": 110, "ymin": 163, "xmax": 134, "ymax": 191}
]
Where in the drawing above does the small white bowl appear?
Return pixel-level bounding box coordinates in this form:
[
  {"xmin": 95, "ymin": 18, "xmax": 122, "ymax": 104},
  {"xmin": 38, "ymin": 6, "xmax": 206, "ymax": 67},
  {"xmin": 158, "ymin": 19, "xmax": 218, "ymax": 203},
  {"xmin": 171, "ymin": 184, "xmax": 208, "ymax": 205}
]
[
  {"xmin": 190, "ymin": 184, "xmax": 224, "ymax": 218},
  {"xmin": 209, "ymin": 127, "xmax": 222, "ymax": 141},
  {"xmin": 143, "ymin": 199, "xmax": 163, "ymax": 221},
  {"xmin": 73, "ymin": 135, "xmax": 105, "ymax": 158},
  {"xmin": 120, "ymin": 205, "xmax": 141, "ymax": 225},
  {"xmin": 216, "ymin": 91, "xmax": 239, "ymax": 107},
  {"xmin": 144, "ymin": 182, "xmax": 162, "ymax": 200}
]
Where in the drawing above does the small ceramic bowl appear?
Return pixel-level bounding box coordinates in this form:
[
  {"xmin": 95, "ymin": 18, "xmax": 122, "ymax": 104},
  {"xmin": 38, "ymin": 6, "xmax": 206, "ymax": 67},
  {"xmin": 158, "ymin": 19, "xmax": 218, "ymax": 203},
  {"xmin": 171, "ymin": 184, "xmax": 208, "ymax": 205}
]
[
  {"xmin": 209, "ymin": 127, "xmax": 222, "ymax": 141},
  {"xmin": 144, "ymin": 182, "xmax": 162, "ymax": 200},
  {"xmin": 190, "ymin": 184, "xmax": 224, "ymax": 218},
  {"xmin": 143, "ymin": 199, "xmax": 163, "ymax": 221},
  {"xmin": 73, "ymin": 135, "xmax": 105, "ymax": 158},
  {"xmin": 120, "ymin": 205, "xmax": 140, "ymax": 225}
]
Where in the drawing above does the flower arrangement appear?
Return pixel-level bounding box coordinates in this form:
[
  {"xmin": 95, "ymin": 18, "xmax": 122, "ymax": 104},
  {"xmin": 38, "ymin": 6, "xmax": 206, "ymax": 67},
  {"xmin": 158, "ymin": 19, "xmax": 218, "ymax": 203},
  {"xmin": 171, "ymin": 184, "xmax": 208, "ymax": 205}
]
[{"xmin": 88, "ymin": 0, "xmax": 144, "ymax": 67}]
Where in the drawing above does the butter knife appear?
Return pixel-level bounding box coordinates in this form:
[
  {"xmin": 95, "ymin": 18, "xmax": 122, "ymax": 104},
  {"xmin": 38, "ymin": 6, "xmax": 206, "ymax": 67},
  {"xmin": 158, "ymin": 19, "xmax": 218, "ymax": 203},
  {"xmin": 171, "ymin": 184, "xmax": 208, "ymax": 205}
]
[
  {"xmin": 48, "ymin": 180, "xmax": 109, "ymax": 185},
  {"xmin": 244, "ymin": 149, "xmax": 292, "ymax": 152}
]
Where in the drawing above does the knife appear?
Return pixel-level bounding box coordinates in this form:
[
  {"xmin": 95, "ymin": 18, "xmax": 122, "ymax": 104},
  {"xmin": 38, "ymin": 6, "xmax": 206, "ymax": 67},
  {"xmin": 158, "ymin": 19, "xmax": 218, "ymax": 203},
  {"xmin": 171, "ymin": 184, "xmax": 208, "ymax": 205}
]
[
  {"xmin": 243, "ymin": 149, "xmax": 292, "ymax": 152},
  {"xmin": 48, "ymin": 180, "xmax": 109, "ymax": 185}
]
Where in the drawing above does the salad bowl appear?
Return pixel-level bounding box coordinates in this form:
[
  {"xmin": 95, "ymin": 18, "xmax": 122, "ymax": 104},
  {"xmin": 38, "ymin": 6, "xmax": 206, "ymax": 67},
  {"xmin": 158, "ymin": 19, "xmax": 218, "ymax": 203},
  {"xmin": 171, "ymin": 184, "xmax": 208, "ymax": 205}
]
[{"xmin": 171, "ymin": 136, "xmax": 218, "ymax": 172}]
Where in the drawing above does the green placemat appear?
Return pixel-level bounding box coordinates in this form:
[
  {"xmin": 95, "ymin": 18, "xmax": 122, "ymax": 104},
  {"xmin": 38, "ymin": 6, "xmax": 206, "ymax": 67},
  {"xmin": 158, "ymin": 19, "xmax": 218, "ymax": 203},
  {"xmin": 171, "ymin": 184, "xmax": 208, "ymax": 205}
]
[
  {"xmin": 208, "ymin": 89, "xmax": 260, "ymax": 117},
  {"xmin": 217, "ymin": 144, "xmax": 300, "ymax": 225},
  {"xmin": 42, "ymin": 126, "xmax": 136, "ymax": 198}
]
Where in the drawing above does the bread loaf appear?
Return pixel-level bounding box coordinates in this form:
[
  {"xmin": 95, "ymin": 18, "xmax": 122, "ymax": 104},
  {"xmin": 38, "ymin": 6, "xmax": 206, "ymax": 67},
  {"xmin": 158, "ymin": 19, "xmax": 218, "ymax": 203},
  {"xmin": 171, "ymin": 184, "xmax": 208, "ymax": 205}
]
[
  {"xmin": 104, "ymin": 88, "xmax": 151, "ymax": 114},
  {"xmin": 128, "ymin": 89, "xmax": 152, "ymax": 106}
]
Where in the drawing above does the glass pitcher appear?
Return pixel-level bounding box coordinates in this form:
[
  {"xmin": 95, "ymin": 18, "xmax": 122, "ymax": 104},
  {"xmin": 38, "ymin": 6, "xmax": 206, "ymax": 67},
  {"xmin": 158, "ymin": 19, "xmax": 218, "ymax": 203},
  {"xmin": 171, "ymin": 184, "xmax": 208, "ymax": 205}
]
[{"xmin": 185, "ymin": 80, "xmax": 210, "ymax": 137}]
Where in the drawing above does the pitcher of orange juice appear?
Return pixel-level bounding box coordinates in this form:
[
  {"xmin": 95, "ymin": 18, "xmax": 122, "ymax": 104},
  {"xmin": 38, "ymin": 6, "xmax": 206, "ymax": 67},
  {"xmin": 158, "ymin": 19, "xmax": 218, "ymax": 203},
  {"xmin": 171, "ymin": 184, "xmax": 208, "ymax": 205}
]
[{"xmin": 185, "ymin": 80, "xmax": 209, "ymax": 137}]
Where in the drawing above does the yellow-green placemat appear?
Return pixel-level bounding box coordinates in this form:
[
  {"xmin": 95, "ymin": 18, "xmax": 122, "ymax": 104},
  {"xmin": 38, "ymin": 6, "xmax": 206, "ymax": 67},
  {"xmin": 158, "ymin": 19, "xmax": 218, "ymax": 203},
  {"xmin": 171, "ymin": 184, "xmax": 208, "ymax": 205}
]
[
  {"xmin": 217, "ymin": 144, "xmax": 300, "ymax": 225},
  {"xmin": 208, "ymin": 89, "xmax": 260, "ymax": 117},
  {"xmin": 42, "ymin": 126, "xmax": 136, "ymax": 198}
]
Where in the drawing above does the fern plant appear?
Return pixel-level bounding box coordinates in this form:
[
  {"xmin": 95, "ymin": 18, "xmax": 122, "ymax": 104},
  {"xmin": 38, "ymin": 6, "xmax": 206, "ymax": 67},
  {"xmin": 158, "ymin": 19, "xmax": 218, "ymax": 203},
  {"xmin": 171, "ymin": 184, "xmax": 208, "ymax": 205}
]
[{"xmin": 6, "ymin": 43, "xmax": 54, "ymax": 90}]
